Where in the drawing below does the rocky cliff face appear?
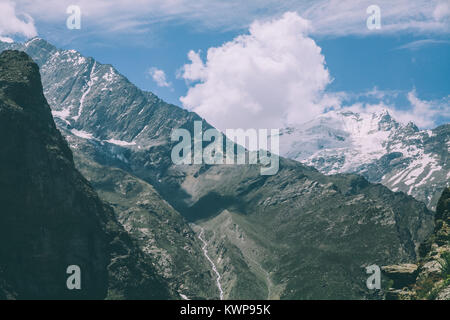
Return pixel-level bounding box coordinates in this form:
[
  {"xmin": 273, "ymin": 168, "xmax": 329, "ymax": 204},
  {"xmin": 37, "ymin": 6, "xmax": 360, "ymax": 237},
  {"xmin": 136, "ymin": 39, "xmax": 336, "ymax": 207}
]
[
  {"xmin": 0, "ymin": 39, "xmax": 218, "ymax": 299},
  {"xmin": 383, "ymin": 187, "xmax": 450, "ymax": 300},
  {"xmin": 0, "ymin": 50, "xmax": 171, "ymax": 299}
]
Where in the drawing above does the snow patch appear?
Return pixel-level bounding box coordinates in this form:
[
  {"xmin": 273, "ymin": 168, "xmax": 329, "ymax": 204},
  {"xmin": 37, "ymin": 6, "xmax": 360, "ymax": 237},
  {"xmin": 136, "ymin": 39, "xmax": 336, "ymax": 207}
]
[
  {"xmin": 73, "ymin": 62, "xmax": 98, "ymax": 121},
  {"xmin": 71, "ymin": 129, "xmax": 94, "ymax": 140},
  {"xmin": 105, "ymin": 139, "xmax": 136, "ymax": 146},
  {"xmin": 51, "ymin": 108, "xmax": 71, "ymax": 125}
]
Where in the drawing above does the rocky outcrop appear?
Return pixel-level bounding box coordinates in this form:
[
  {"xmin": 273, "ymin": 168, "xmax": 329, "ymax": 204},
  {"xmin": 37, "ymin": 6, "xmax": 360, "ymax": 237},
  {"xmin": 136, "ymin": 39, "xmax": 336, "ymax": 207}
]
[
  {"xmin": 382, "ymin": 264, "xmax": 418, "ymax": 289},
  {"xmin": 0, "ymin": 50, "xmax": 171, "ymax": 299},
  {"xmin": 384, "ymin": 187, "xmax": 450, "ymax": 300}
]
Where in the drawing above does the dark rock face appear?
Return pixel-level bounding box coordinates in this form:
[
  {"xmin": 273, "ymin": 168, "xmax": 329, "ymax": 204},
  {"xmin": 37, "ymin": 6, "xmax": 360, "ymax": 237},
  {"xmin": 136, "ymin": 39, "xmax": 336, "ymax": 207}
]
[
  {"xmin": 436, "ymin": 187, "xmax": 450, "ymax": 221},
  {"xmin": 384, "ymin": 187, "xmax": 450, "ymax": 300},
  {"xmin": 0, "ymin": 50, "xmax": 107, "ymax": 299},
  {"xmin": 0, "ymin": 51, "xmax": 170, "ymax": 299},
  {"xmin": 381, "ymin": 264, "xmax": 418, "ymax": 289}
]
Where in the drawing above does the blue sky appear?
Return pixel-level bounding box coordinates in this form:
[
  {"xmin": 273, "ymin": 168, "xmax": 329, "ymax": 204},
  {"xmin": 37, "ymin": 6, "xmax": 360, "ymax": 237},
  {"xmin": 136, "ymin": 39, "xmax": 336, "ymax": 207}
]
[
  {"xmin": 69, "ymin": 30, "xmax": 450, "ymax": 110},
  {"xmin": 1, "ymin": 0, "xmax": 449, "ymax": 129}
]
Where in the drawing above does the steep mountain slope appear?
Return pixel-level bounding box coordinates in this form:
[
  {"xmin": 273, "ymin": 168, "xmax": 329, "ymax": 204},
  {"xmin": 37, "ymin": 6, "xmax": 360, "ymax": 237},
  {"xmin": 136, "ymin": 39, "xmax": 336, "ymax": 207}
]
[
  {"xmin": 70, "ymin": 143, "xmax": 219, "ymax": 299},
  {"xmin": 174, "ymin": 160, "xmax": 435, "ymax": 299},
  {"xmin": 0, "ymin": 38, "xmax": 199, "ymax": 146},
  {"xmin": 0, "ymin": 50, "xmax": 171, "ymax": 299},
  {"xmin": 279, "ymin": 110, "xmax": 449, "ymax": 210},
  {"xmin": 0, "ymin": 39, "xmax": 218, "ymax": 299},
  {"xmin": 1, "ymin": 38, "xmax": 438, "ymax": 299}
]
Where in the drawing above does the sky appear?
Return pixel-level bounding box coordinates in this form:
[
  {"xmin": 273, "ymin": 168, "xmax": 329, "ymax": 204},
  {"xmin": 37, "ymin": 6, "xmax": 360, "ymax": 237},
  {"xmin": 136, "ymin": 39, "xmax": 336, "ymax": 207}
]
[{"xmin": 0, "ymin": 0, "xmax": 449, "ymax": 130}]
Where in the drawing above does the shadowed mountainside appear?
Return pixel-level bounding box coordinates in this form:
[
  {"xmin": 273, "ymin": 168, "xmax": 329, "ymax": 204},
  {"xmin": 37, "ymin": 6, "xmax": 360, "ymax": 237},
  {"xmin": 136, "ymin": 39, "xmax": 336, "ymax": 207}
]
[{"xmin": 0, "ymin": 50, "xmax": 172, "ymax": 299}]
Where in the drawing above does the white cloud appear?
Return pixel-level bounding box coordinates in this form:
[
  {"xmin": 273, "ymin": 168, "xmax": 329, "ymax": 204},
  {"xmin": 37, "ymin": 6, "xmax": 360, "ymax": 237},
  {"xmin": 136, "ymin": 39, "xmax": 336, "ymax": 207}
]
[
  {"xmin": 148, "ymin": 67, "xmax": 171, "ymax": 87},
  {"xmin": 394, "ymin": 39, "xmax": 450, "ymax": 51},
  {"xmin": 302, "ymin": 0, "xmax": 450, "ymax": 36},
  {"xmin": 401, "ymin": 90, "xmax": 440, "ymax": 128},
  {"xmin": 13, "ymin": 0, "xmax": 450, "ymax": 39},
  {"xmin": 179, "ymin": 12, "xmax": 333, "ymax": 131},
  {"xmin": 433, "ymin": 1, "xmax": 450, "ymax": 21},
  {"xmin": 0, "ymin": 0, "xmax": 37, "ymax": 41}
]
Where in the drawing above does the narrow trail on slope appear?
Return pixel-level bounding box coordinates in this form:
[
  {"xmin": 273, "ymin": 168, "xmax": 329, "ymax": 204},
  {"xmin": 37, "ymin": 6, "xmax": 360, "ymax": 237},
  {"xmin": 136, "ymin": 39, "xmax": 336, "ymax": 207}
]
[{"xmin": 197, "ymin": 227, "xmax": 224, "ymax": 300}]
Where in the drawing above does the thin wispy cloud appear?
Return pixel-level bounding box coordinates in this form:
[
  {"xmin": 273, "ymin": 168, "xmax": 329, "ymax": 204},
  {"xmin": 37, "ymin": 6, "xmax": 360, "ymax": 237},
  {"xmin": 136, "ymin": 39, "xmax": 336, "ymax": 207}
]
[
  {"xmin": 302, "ymin": 0, "xmax": 450, "ymax": 36},
  {"xmin": 7, "ymin": 0, "xmax": 450, "ymax": 43},
  {"xmin": 394, "ymin": 39, "xmax": 450, "ymax": 51}
]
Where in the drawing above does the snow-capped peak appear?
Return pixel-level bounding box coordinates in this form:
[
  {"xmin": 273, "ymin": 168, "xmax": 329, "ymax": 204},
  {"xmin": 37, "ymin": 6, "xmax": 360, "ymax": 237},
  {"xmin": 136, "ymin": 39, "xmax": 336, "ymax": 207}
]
[
  {"xmin": 279, "ymin": 109, "xmax": 400, "ymax": 168},
  {"xmin": 279, "ymin": 108, "xmax": 449, "ymax": 209}
]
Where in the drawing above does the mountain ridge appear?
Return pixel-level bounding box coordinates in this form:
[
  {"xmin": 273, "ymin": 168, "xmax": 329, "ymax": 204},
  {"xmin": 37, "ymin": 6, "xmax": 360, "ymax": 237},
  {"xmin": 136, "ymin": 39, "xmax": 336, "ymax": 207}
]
[{"xmin": 279, "ymin": 109, "xmax": 449, "ymax": 210}]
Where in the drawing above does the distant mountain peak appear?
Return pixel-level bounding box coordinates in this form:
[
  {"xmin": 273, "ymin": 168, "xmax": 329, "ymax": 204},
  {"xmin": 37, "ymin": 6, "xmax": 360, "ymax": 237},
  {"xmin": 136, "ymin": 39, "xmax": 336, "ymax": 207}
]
[{"xmin": 279, "ymin": 107, "xmax": 448, "ymax": 209}]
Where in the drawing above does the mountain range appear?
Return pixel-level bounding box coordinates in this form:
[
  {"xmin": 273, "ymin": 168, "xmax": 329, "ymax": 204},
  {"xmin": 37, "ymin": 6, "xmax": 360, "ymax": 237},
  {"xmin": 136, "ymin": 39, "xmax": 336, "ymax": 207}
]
[
  {"xmin": 0, "ymin": 38, "xmax": 446, "ymax": 299},
  {"xmin": 279, "ymin": 109, "xmax": 449, "ymax": 211}
]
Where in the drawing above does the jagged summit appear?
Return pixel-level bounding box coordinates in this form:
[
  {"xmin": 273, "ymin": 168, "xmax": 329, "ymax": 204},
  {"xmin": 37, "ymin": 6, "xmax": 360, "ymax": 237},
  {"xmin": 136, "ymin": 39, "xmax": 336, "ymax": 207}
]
[
  {"xmin": 0, "ymin": 50, "xmax": 46, "ymax": 107},
  {"xmin": 280, "ymin": 107, "xmax": 449, "ymax": 209},
  {"xmin": 0, "ymin": 50, "xmax": 38, "ymax": 82}
]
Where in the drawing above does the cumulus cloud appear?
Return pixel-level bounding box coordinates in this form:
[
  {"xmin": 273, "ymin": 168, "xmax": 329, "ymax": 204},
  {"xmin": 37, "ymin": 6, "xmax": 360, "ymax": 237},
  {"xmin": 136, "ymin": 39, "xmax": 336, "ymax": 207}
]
[
  {"xmin": 148, "ymin": 67, "xmax": 171, "ymax": 87},
  {"xmin": 0, "ymin": 0, "xmax": 37, "ymax": 42},
  {"xmin": 179, "ymin": 12, "xmax": 333, "ymax": 131}
]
